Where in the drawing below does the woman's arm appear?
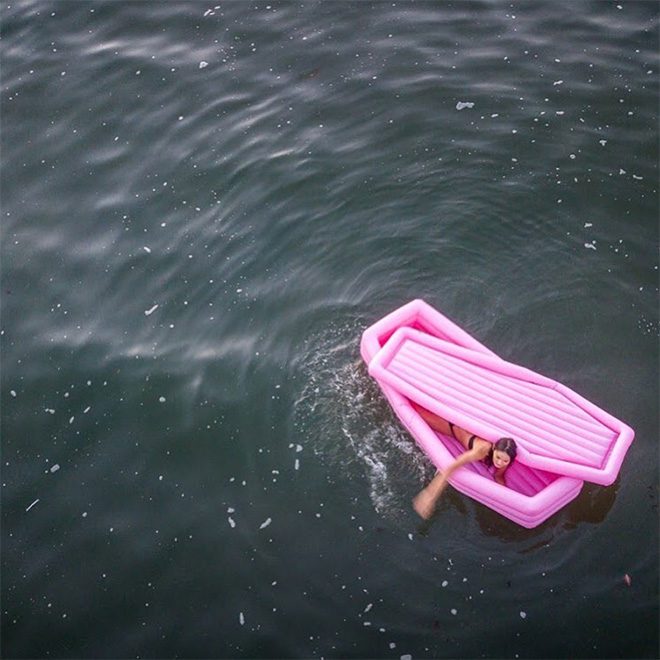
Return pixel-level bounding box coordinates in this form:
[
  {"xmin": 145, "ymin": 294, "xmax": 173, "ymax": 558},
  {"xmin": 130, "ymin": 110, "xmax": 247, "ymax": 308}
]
[
  {"xmin": 412, "ymin": 449, "xmax": 483, "ymax": 519},
  {"xmin": 494, "ymin": 467, "xmax": 507, "ymax": 486}
]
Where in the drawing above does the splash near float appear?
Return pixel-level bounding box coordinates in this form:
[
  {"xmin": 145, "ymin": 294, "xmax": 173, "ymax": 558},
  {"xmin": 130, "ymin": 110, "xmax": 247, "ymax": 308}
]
[{"xmin": 360, "ymin": 299, "xmax": 634, "ymax": 528}]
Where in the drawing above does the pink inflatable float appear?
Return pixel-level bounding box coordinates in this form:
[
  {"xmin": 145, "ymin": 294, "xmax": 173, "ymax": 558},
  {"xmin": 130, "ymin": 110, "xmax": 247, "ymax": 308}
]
[{"xmin": 361, "ymin": 300, "xmax": 634, "ymax": 528}]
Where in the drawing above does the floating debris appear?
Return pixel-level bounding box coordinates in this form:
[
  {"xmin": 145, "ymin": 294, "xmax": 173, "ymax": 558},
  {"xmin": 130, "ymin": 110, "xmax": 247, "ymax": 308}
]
[
  {"xmin": 199, "ymin": 61, "xmax": 209, "ymax": 69},
  {"xmin": 26, "ymin": 499, "xmax": 40, "ymax": 512},
  {"xmin": 520, "ymin": 611, "xmax": 527, "ymax": 619},
  {"xmin": 50, "ymin": 464, "xmax": 60, "ymax": 473},
  {"xmin": 624, "ymin": 573, "xmax": 632, "ymax": 586},
  {"xmin": 145, "ymin": 305, "xmax": 159, "ymax": 316},
  {"xmin": 260, "ymin": 517, "xmax": 272, "ymax": 529},
  {"xmin": 456, "ymin": 101, "xmax": 474, "ymax": 110},
  {"xmin": 239, "ymin": 612, "xmax": 245, "ymax": 625}
]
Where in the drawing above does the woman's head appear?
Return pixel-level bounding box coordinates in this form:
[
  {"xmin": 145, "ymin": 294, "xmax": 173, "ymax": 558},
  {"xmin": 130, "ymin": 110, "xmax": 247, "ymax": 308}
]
[{"xmin": 492, "ymin": 437, "xmax": 517, "ymax": 469}]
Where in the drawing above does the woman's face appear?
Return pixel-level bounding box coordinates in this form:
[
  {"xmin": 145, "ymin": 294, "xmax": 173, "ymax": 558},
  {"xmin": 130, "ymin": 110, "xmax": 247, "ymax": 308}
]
[{"xmin": 492, "ymin": 450, "xmax": 511, "ymax": 470}]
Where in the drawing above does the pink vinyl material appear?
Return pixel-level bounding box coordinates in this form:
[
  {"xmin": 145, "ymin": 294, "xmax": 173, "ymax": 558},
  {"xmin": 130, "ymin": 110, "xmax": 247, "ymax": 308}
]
[
  {"xmin": 361, "ymin": 300, "xmax": 633, "ymax": 528},
  {"xmin": 368, "ymin": 326, "xmax": 634, "ymax": 486}
]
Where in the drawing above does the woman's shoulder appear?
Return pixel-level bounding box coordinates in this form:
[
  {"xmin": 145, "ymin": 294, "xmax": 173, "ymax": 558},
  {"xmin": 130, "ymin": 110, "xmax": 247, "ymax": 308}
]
[{"xmin": 473, "ymin": 437, "xmax": 493, "ymax": 458}]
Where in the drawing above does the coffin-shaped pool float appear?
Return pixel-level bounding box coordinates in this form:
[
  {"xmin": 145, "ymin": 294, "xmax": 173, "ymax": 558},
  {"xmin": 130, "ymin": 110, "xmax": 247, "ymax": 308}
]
[{"xmin": 361, "ymin": 300, "xmax": 634, "ymax": 528}]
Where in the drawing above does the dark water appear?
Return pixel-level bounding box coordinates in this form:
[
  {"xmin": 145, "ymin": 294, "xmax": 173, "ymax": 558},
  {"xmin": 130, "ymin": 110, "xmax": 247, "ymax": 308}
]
[{"xmin": 1, "ymin": 1, "xmax": 658, "ymax": 658}]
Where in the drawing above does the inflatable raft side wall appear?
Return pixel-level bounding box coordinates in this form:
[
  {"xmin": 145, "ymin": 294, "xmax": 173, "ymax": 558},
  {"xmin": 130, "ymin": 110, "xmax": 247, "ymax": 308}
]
[
  {"xmin": 361, "ymin": 300, "xmax": 586, "ymax": 527},
  {"xmin": 361, "ymin": 299, "xmax": 497, "ymax": 365}
]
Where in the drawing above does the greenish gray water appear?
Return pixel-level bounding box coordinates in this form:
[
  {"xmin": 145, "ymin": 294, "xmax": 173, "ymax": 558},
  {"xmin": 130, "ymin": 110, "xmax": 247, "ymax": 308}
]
[{"xmin": 1, "ymin": 1, "xmax": 658, "ymax": 658}]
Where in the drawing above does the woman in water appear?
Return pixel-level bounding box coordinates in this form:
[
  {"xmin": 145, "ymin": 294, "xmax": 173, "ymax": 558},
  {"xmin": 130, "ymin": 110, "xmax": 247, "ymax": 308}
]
[{"xmin": 411, "ymin": 403, "xmax": 518, "ymax": 519}]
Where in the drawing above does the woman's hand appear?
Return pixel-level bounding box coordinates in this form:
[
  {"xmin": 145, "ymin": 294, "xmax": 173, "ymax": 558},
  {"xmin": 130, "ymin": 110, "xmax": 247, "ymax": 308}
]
[
  {"xmin": 412, "ymin": 448, "xmax": 484, "ymax": 519},
  {"xmin": 412, "ymin": 471, "xmax": 449, "ymax": 519},
  {"xmin": 413, "ymin": 481, "xmax": 446, "ymax": 519}
]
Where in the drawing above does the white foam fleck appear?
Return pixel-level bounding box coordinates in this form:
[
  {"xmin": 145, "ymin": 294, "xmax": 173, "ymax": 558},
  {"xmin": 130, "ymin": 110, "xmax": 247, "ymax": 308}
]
[{"xmin": 159, "ymin": 396, "xmax": 166, "ymax": 403}]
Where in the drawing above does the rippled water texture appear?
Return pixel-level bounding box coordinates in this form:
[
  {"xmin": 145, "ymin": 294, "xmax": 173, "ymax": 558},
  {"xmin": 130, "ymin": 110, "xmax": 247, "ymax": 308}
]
[{"xmin": 2, "ymin": 1, "xmax": 658, "ymax": 658}]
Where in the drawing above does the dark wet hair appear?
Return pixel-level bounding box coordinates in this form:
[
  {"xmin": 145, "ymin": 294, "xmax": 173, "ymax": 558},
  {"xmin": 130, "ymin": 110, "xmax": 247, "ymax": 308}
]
[
  {"xmin": 486, "ymin": 437, "xmax": 517, "ymax": 467},
  {"xmin": 493, "ymin": 437, "xmax": 517, "ymax": 464}
]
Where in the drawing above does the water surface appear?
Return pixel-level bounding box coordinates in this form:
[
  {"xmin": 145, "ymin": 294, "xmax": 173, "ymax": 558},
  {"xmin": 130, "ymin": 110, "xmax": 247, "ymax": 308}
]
[{"xmin": 2, "ymin": 1, "xmax": 658, "ymax": 658}]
